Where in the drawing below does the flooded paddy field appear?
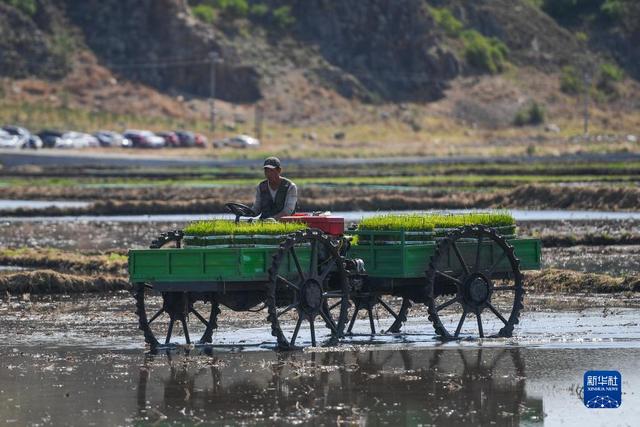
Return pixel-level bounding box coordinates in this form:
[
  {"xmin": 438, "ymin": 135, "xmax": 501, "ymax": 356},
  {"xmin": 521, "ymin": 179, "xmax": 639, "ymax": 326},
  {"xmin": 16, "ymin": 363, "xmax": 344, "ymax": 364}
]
[
  {"xmin": 1, "ymin": 292, "xmax": 640, "ymax": 426},
  {"xmin": 1, "ymin": 211, "xmax": 639, "ymax": 426}
]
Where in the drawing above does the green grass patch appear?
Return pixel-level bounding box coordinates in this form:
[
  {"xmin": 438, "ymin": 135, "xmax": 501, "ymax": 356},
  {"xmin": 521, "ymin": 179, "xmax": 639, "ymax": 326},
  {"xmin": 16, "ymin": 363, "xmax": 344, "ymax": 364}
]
[
  {"xmin": 462, "ymin": 30, "xmax": 509, "ymax": 74},
  {"xmin": 429, "ymin": 6, "xmax": 464, "ymax": 37},
  {"xmin": 183, "ymin": 220, "xmax": 307, "ymax": 236},
  {"xmin": 192, "ymin": 4, "xmax": 217, "ymax": 23}
]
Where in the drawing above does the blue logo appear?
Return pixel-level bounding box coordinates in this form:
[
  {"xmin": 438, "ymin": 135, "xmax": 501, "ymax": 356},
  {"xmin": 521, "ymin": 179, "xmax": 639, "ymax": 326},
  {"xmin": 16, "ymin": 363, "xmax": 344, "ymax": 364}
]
[{"xmin": 584, "ymin": 370, "xmax": 622, "ymax": 408}]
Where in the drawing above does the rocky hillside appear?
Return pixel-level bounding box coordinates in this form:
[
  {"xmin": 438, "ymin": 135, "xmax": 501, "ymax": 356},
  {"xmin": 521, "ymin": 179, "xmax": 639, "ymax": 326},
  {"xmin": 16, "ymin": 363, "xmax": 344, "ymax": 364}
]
[{"xmin": 1, "ymin": 0, "xmax": 638, "ymax": 126}]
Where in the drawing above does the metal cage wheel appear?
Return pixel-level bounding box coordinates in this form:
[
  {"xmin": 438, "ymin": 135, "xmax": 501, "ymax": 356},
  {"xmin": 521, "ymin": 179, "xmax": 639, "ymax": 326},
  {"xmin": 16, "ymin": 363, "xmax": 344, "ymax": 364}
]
[
  {"xmin": 149, "ymin": 230, "xmax": 184, "ymax": 249},
  {"xmin": 267, "ymin": 229, "xmax": 350, "ymax": 349},
  {"xmin": 337, "ymin": 294, "xmax": 412, "ymax": 335},
  {"xmin": 425, "ymin": 225, "xmax": 524, "ymax": 340},
  {"xmin": 133, "ymin": 284, "xmax": 220, "ymax": 348}
]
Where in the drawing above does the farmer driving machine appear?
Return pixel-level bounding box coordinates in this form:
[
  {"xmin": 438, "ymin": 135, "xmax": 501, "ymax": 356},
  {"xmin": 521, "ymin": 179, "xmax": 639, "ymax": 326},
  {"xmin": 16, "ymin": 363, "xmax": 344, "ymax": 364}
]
[{"xmin": 128, "ymin": 204, "xmax": 541, "ymax": 349}]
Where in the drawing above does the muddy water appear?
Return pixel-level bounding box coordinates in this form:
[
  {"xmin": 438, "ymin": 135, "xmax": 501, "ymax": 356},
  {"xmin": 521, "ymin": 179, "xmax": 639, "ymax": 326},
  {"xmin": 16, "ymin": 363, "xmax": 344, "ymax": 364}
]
[
  {"xmin": 543, "ymin": 245, "xmax": 640, "ymax": 276},
  {"xmin": 1, "ymin": 293, "xmax": 640, "ymax": 426},
  {"xmin": 1, "ymin": 210, "xmax": 639, "ymax": 425},
  {"xmin": 5, "ymin": 209, "xmax": 640, "ymax": 223},
  {"xmin": 0, "ymin": 199, "xmax": 91, "ymax": 210},
  {"xmin": 3, "ymin": 346, "xmax": 639, "ymax": 426}
]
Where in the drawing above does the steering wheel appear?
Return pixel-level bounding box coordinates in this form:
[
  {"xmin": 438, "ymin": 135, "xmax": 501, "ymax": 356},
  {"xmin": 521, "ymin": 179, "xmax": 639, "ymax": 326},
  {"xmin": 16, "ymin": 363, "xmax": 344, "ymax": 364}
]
[{"xmin": 225, "ymin": 202, "xmax": 257, "ymax": 223}]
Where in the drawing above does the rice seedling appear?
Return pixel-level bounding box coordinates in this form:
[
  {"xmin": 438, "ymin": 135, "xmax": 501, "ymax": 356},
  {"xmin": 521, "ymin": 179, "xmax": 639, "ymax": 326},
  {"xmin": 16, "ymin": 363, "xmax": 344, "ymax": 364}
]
[
  {"xmin": 357, "ymin": 211, "xmax": 514, "ymax": 232},
  {"xmin": 354, "ymin": 212, "xmax": 516, "ymax": 245},
  {"xmin": 183, "ymin": 220, "xmax": 308, "ymax": 237},
  {"xmin": 430, "ymin": 211, "xmax": 515, "ymax": 229},
  {"xmin": 358, "ymin": 214, "xmax": 435, "ymax": 232}
]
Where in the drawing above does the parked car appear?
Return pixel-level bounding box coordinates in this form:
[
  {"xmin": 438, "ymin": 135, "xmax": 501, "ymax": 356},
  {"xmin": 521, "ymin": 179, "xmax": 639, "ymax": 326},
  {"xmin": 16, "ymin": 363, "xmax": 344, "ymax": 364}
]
[
  {"xmin": 55, "ymin": 132, "xmax": 100, "ymax": 149},
  {"xmin": 174, "ymin": 130, "xmax": 196, "ymax": 147},
  {"xmin": 123, "ymin": 130, "xmax": 165, "ymax": 148},
  {"xmin": 0, "ymin": 129, "xmax": 20, "ymax": 149},
  {"xmin": 194, "ymin": 133, "xmax": 208, "ymax": 148},
  {"xmin": 37, "ymin": 130, "xmax": 64, "ymax": 148},
  {"xmin": 93, "ymin": 131, "xmax": 129, "ymax": 147},
  {"xmin": 2, "ymin": 125, "xmax": 42, "ymax": 149},
  {"xmin": 214, "ymin": 134, "xmax": 261, "ymax": 149},
  {"xmin": 156, "ymin": 131, "xmax": 179, "ymax": 147}
]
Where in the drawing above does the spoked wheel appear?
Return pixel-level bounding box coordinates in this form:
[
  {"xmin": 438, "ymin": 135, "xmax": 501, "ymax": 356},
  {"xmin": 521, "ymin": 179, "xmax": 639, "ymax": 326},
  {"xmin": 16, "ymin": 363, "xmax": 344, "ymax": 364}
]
[
  {"xmin": 267, "ymin": 229, "xmax": 349, "ymax": 349},
  {"xmin": 426, "ymin": 225, "xmax": 524, "ymax": 340},
  {"xmin": 133, "ymin": 284, "xmax": 220, "ymax": 348},
  {"xmin": 343, "ymin": 294, "xmax": 412, "ymax": 335}
]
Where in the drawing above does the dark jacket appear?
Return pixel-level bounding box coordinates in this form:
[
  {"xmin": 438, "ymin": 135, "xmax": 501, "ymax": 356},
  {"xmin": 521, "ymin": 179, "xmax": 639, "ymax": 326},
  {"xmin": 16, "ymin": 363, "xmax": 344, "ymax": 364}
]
[{"xmin": 258, "ymin": 178, "xmax": 294, "ymax": 219}]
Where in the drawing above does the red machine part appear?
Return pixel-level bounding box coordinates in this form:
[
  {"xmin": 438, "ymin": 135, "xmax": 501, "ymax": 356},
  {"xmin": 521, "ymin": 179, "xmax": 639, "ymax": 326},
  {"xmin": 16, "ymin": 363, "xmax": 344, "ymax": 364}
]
[{"xmin": 280, "ymin": 214, "xmax": 345, "ymax": 236}]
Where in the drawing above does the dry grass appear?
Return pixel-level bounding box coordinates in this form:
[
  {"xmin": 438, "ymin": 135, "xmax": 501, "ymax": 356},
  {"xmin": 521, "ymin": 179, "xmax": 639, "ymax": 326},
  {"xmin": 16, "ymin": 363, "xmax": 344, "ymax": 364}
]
[
  {"xmin": 526, "ymin": 269, "xmax": 640, "ymax": 293},
  {"xmin": 0, "ymin": 270, "xmax": 130, "ymax": 295},
  {"xmin": 2, "ymin": 60, "xmax": 640, "ymax": 159},
  {"xmin": 0, "ymin": 247, "xmax": 127, "ymax": 275}
]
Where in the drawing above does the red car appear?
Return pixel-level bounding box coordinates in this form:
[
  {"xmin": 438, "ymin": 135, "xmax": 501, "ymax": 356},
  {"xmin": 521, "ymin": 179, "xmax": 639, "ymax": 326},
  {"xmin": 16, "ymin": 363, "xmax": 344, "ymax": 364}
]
[
  {"xmin": 194, "ymin": 133, "xmax": 208, "ymax": 148},
  {"xmin": 156, "ymin": 131, "xmax": 180, "ymax": 147}
]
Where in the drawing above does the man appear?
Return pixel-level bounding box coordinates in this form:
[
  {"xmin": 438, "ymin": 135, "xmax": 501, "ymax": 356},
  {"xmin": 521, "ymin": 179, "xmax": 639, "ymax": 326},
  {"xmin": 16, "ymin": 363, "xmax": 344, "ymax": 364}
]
[{"xmin": 252, "ymin": 157, "xmax": 298, "ymax": 220}]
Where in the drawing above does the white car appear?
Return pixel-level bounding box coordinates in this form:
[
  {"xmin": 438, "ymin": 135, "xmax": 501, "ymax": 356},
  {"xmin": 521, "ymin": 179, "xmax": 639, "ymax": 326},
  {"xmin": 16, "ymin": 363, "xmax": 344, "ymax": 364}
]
[
  {"xmin": 215, "ymin": 134, "xmax": 261, "ymax": 149},
  {"xmin": 55, "ymin": 132, "xmax": 100, "ymax": 149},
  {"xmin": 2, "ymin": 125, "xmax": 42, "ymax": 149},
  {"xmin": 0, "ymin": 129, "xmax": 20, "ymax": 148},
  {"xmin": 123, "ymin": 130, "xmax": 166, "ymax": 148}
]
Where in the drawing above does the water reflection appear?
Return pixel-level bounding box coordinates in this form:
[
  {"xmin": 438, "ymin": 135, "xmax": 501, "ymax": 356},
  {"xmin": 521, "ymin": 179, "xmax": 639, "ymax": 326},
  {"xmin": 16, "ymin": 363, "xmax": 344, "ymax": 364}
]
[{"xmin": 136, "ymin": 348, "xmax": 543, "ymax": 425}]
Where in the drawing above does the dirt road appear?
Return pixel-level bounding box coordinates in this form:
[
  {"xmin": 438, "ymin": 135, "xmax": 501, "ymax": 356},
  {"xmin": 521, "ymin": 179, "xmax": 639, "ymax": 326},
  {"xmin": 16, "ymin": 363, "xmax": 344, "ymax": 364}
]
[{"xmin": 2, "ymin": 148, "xmax": 640, "ymax": 168}]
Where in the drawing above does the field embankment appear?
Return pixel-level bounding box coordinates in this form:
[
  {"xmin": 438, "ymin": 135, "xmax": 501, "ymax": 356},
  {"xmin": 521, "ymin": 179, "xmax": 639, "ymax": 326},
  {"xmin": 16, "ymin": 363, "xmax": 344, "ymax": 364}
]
[
  {"xmin": 0, "ymin": 270, "xmax": 129, "ymax": 295},
  {"xmin": 2, "ymin": 184, "xmax": 640, "ymax": 216},
  {"xmin": 1, "ymin": 268, "xmax": 638, "ymax": 296},
  {"xmin": 0, "ymin": 248, "xmax": 127, "ymax": 275}
]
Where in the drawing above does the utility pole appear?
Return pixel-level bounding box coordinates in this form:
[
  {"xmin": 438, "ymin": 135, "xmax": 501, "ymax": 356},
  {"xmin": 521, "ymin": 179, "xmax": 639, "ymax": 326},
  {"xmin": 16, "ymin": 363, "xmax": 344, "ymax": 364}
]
[
  {"xmin": 254, "ymin": 102, "xmax": 263, "ymax": 141},
  {"xmin": 583, "ymin": 70, "xmax": 592, "ymax": 136},
  {"xmin": 209, "ymin": 51, "xmax": 220, "ymax": 134}
]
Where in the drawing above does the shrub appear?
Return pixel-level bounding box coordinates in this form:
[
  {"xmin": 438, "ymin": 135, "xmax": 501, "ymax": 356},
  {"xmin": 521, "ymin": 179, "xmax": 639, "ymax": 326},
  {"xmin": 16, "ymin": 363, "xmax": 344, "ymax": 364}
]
[
  {"xmin": 524, "ymin": 0, "xmax": 544, "ymax": 7},
  {"xmin": 599, "ymin": 62, "xmax": 624, "ymax": 83},
  {"xmin": 249, "ymin": 3, "xmax": 269, "ymax": 18},
  {"xmin": 272, "ymin": 5, "xmax": 295, "ymax": 29},
  {"xmin": 601, "ymin": 0, "xmax": 625, "ymax": 20},
  {"xmin": 429, "ymin": 7, "xmax": 464, "ymax": 37},
  {"xmin": 2, "ymin": 0, "xmax": 37, "ymax": 15},
  {"xmin": 214, "ymin": 0, "xmax": 249, "ymax": 19},
  {"xmin": 542, "ymin": 0, "xmax": 601, "ymax": 22},
  {"xmin": 560, "ymin": 66, "xmax": 583, "ymax": 94},
  {"xmin": 514, "ymin": 102, "xmax": 546, "ymax": 126},
  {"xmin": 543, "ymin": 0, "xmax": 631, "ymax": 24},
  {"xmin": 192, "ymin": 4, "xmax": 216, "ymax": 23},
  {"xmin": 528, "ymin": 102, "xmax": 546, "ymax": 124},
  {"xmin": 597, "ymin": 62, "xmax": 624, "ymax": 97},
  {"xmin": 575, "ymin": 31, "xmax": 589, "ymax": 43},
  {"xmin": 461, "ymin": 30, "xmax": 509, "ymax": 74}
]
